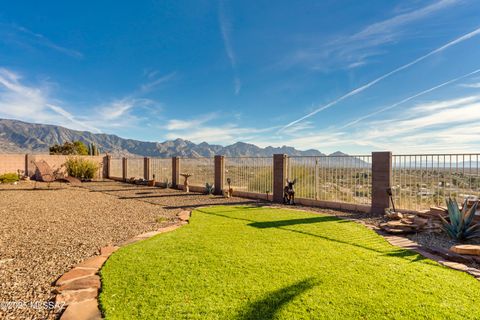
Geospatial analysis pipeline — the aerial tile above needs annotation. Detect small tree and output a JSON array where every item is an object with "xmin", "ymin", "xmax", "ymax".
[{"xmin": 49, "ymin": 141, "xmax": 89, "ymax": 155}]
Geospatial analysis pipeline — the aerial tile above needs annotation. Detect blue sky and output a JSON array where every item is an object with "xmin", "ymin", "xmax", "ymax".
[{"xmin": 1, "ymin": 0, "xmax": 480, "ymax": 153}]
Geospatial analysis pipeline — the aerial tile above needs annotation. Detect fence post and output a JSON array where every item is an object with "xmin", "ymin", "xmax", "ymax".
[
  {"xmin": 144, "ymin": 157, "xmax": 150, "ymax": 180},
  {"xmin": 273, "ymin": 154, "xmax": 288, "ymax": 203},
  {"xmin": 172, "ymin": 156, "xmax": 180, "ymax": 189},
  {"xmin": 25, "ymin": 154, "xmax": 30, "ymax": 178},
  {"xmin": 106, "ymin": 155, "xmax": 111, "ymax": 179},
  {"xmin": 214, "ymin": 155, "xmax": 225, "ymax": 195},
  {"xmin": 371, "ymin": 151, "xmax": 392, "ymax": 214},
  {"xmin": 122, "ymin": 157, "xmax": 128, "ymax": 181}
]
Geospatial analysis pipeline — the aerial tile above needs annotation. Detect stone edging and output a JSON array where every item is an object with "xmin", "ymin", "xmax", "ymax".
[
  {"xmin": 362, "ymin": 223, "xmax": 480, "ymax": 281},
  {"xmin": 54, "ymin": 210, "xmax": 192, "ymax": 320}
]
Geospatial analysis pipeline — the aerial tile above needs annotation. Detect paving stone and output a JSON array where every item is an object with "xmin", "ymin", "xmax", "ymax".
[
  {"xmin": 75, "ymin": 256, "xmax": 108, "ymax": 269},
  {"xmin": 60, "ymin": 299, "xmax": 102, "ymax": 320},
  {"xmin": 466, "ymin": 268, "xmax": 480, "ymax": 277},
  {"xmin": 58, "ymin": 275, "xmax": 101, "ymax": 292},
  {"xmin": 440, "ymin": 261, "xmax": 469, "ymax": 271},
  {"xmin": 135, "ymin": 230, "xmax": 161, "ymax": 239},
  {"xmin": 56, "ymin": 268, "xmax": 97, "ymax": 286},
  {"xmin": 413, "ymin": 216, "xmax": 428, "ymax": 228},
  {"xmin": 56, "ymin": 288, "xmax": 98, "ymax": 305},
  {"xmin": 177, "ymin": 210, "xmax": 191, "ymax": 221},
  {"xmin": 450, "ymin": 244, "xmax": 480, "ymax": 256},
  {"xmin": 100, "ymin": 245, "xmax": 120, "ymax": 257},
  {"xmin": 385, "ymin": 211, "xmax": 403, "ymax": 220}
]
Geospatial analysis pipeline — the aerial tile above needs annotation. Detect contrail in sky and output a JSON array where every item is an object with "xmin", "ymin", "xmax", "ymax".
[
  {"xmin": 219, "ymin": 0, "xmax": 241, "ymax": 95},
  {"xmin": 340, "ymin": 68, "xmax": 480, "ymax": 129},
  {"xmin": 281, "ymin": 26, "xmax": 480, "ymax": 130}
]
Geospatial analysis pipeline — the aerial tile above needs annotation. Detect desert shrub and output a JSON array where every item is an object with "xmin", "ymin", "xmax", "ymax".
[
  {"xmin": 0, "ymin": 172, "xmax": 20, "ymax": 183},
  {"xmin": 65, "ymin": 157, "xmax": 99, "ymax": 180}
]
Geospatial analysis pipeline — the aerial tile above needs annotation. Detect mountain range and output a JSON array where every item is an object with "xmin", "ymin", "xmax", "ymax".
[{"xmin": 0, "ymin": 118, "xmax": 343, "ymax": 157}]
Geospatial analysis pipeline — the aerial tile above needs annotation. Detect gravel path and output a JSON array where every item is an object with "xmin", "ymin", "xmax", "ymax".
[{"xmin": 0, "ymin": 180, "xmax": 260, "ymax": 319}]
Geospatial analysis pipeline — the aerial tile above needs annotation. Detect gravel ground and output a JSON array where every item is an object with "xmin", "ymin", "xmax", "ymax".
[{"xmin": 0, "ymin": 180, "xmax": 259, "ymax": 319}]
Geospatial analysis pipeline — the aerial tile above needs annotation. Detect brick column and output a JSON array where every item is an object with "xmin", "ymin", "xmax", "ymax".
[
  {"xmin": 172, "ymin": 157, "xmax": 180, "ymax": 189},
  {"xmin": 273, "ymin": 154, "xmax": 287, "ymax": 203},
  {"xmin": 122, "ymin": 157, "xmax": 128, "ymax": 181},
  {"xmin": 106, "ymin": 155, "xmax": 111, "ymax": 179},
  {"xmin": 25, "ymin": 154, "xmax": 30, "ymax": 178},
  {"xmin": 371, "ymin": 151, "xmax": 392, "ymax": 214},
  {"xmin": 144, "ymin": 157, "xmax": 150, "ymax": 180},
  {"xmin": 214, "ymin": 155, "xmax": 225, "ymax": 195}
]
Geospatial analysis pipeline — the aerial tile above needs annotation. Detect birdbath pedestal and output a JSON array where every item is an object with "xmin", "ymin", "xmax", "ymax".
[{"xmin": 180, "ymin": 173, "xmax": 193, "ymax": 193}]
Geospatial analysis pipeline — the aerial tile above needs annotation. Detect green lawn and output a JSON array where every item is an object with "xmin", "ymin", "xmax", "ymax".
[{"xmin": 100, "ymin": 206, "xmax": 480, "ymax": 319}]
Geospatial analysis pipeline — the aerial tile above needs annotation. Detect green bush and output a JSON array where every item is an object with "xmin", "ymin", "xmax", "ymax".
[
  {"xmin": 0, "ymin": 172, "xmax": 20, "ymax": 183},
  {"xmin": 65, "ymin": 157, "xmax": 99, "ymax": 180}
]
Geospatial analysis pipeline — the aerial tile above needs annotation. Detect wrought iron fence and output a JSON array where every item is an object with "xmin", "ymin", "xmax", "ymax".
[
  {"xmin": 287, "ymin": 155, "xmax": 372, "ymax": 205},
  {"xmin": 126, "ymin": 158, "xmax": 144, "ymax": 179},
  {"xmin": 180, "ymin": 157, "xmax": 214, "ymax": 186},
  {"xmin": 109, "ymin": 158, "xmax": 123, "ymax": 178},
  {"xmin": 224, "ymin": 157, "xmax": 273, "ymax": 194},
  {"xmin": 149, "ymin": 158, "xmax": 171, "ymax": 184},
  {"xmin": 392, "ymin": 154, "xmax": 480, "ymax": 211}
]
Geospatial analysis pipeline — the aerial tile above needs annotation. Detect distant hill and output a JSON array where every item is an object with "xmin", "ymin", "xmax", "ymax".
[{"xmin": 0, "ymin": 118, "xmax": 334, "ymax": 157}]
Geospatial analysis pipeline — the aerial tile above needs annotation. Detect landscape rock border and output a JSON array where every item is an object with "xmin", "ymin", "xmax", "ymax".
[
  {"xmin": 54, "ymin": 210, "xmax": 191, "ymax": 320},
  {"xmin": 366, "ymin": 224, "xmax": 480, "ymax": 281}
]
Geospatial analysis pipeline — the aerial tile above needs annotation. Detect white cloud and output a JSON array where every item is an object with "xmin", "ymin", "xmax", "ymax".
[
  {"xmin": 166, "ymin": 114, "xmax": 218, "ymax": 131},
  {"xmin": 219, "ymin": 0, "xmax": 241, "ymax": 95},
  {"xmin": 281, "ymin": 27, "xmax": 480, "ymax": 130},
  {"xmin": 347, "ymin": 0, "xmax": 458, "ymax": 43},
  {"xmin": 1, "ymin": 24, "xmax": 83, "ymax": 58},
  {"xmin": 341, "ymin": 69, "xmax": 480, "ymax": 129},
  {"xmin": 0, "ymin": 67, "xmax": 163, "ymax": 132},
  {"xmin": 460, "ymin": 82, "xmax": 480, "ymax": 88},
  {"xmin": 284, "ymin": 0, "xmax": 459, "ymax": 71},
  {"xmin": 165, "ymin": 113, "xmax": 279, "ymax": 145},
  {"xmin": 140, "ymin": 72, "xmax": 176, "ymax": 93},
  {"xmin": 0, "ymin": 68, "xmax": 95, "ymax": 131}
]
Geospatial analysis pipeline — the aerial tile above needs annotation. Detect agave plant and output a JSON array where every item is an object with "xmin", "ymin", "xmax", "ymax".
[
  {"xmin": 205, "ymin": 182, "xmax": 215, "ymax": 195},
  {"xmin": 440, "ymin": 198, "xmax": 480, "ymax": 241}
]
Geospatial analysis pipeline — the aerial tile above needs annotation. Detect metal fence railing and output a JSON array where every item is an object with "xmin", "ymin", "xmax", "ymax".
[
  {"xmin": 126, "ymin": 158, "xmax": 144, "ymax": 179},
  {"xmin": 287, "ymin": 155, "xmax": 372, "ymax": 205},
  {"xmin": 109, "ymin": 158, "xmax": 123, "ymax": 178},
  {"xmin": 106, "ymin": 153, "xmax": 480, "ymax": 212},
  {"xmin": 224, "ymin": 157, "xmax": 273, "ymax": 194},
  {"xmin": 392, "ymin": 154, "xmax": 480, "ymax": 211},
  {"xmin": 180, "ymin": 157, "xmax": 214, "ymax": 187},
  {"xmin": 150, "ymin": 158, "xmax": 171, "ymax": 183}
]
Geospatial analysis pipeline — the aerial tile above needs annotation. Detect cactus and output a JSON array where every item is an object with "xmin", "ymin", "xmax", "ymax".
[
  {"xmin": 440, "ymin": 198, "xmax": 480, "ymax": 240},
  {"xmin": 88, "ymin": 143, "xmax": 100, "ymax": 156}
]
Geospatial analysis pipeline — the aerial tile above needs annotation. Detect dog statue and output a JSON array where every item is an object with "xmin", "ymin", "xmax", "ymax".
[{"xmin": 283, "ymin": 178, "xmax": 296, "ymax": 205}]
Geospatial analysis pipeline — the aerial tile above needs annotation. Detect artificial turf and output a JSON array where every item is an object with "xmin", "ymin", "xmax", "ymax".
[{"xmin": 100, "ymin": 206, "xmax": 480, "ymax": 319}]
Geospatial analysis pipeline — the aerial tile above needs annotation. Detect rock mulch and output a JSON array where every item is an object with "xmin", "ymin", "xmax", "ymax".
[
  {"xmin": 56, "ymin": 211, "xmax": 191, "ymax": 320},
  {"xmin": 0, "ymin": 181, "xmax": 176, "ymax": 319}
]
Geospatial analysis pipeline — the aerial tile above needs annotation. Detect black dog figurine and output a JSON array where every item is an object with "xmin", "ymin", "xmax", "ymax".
[{"xmin": 283, "ymin": 179, "xmax": 296, "ymax": 205}]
